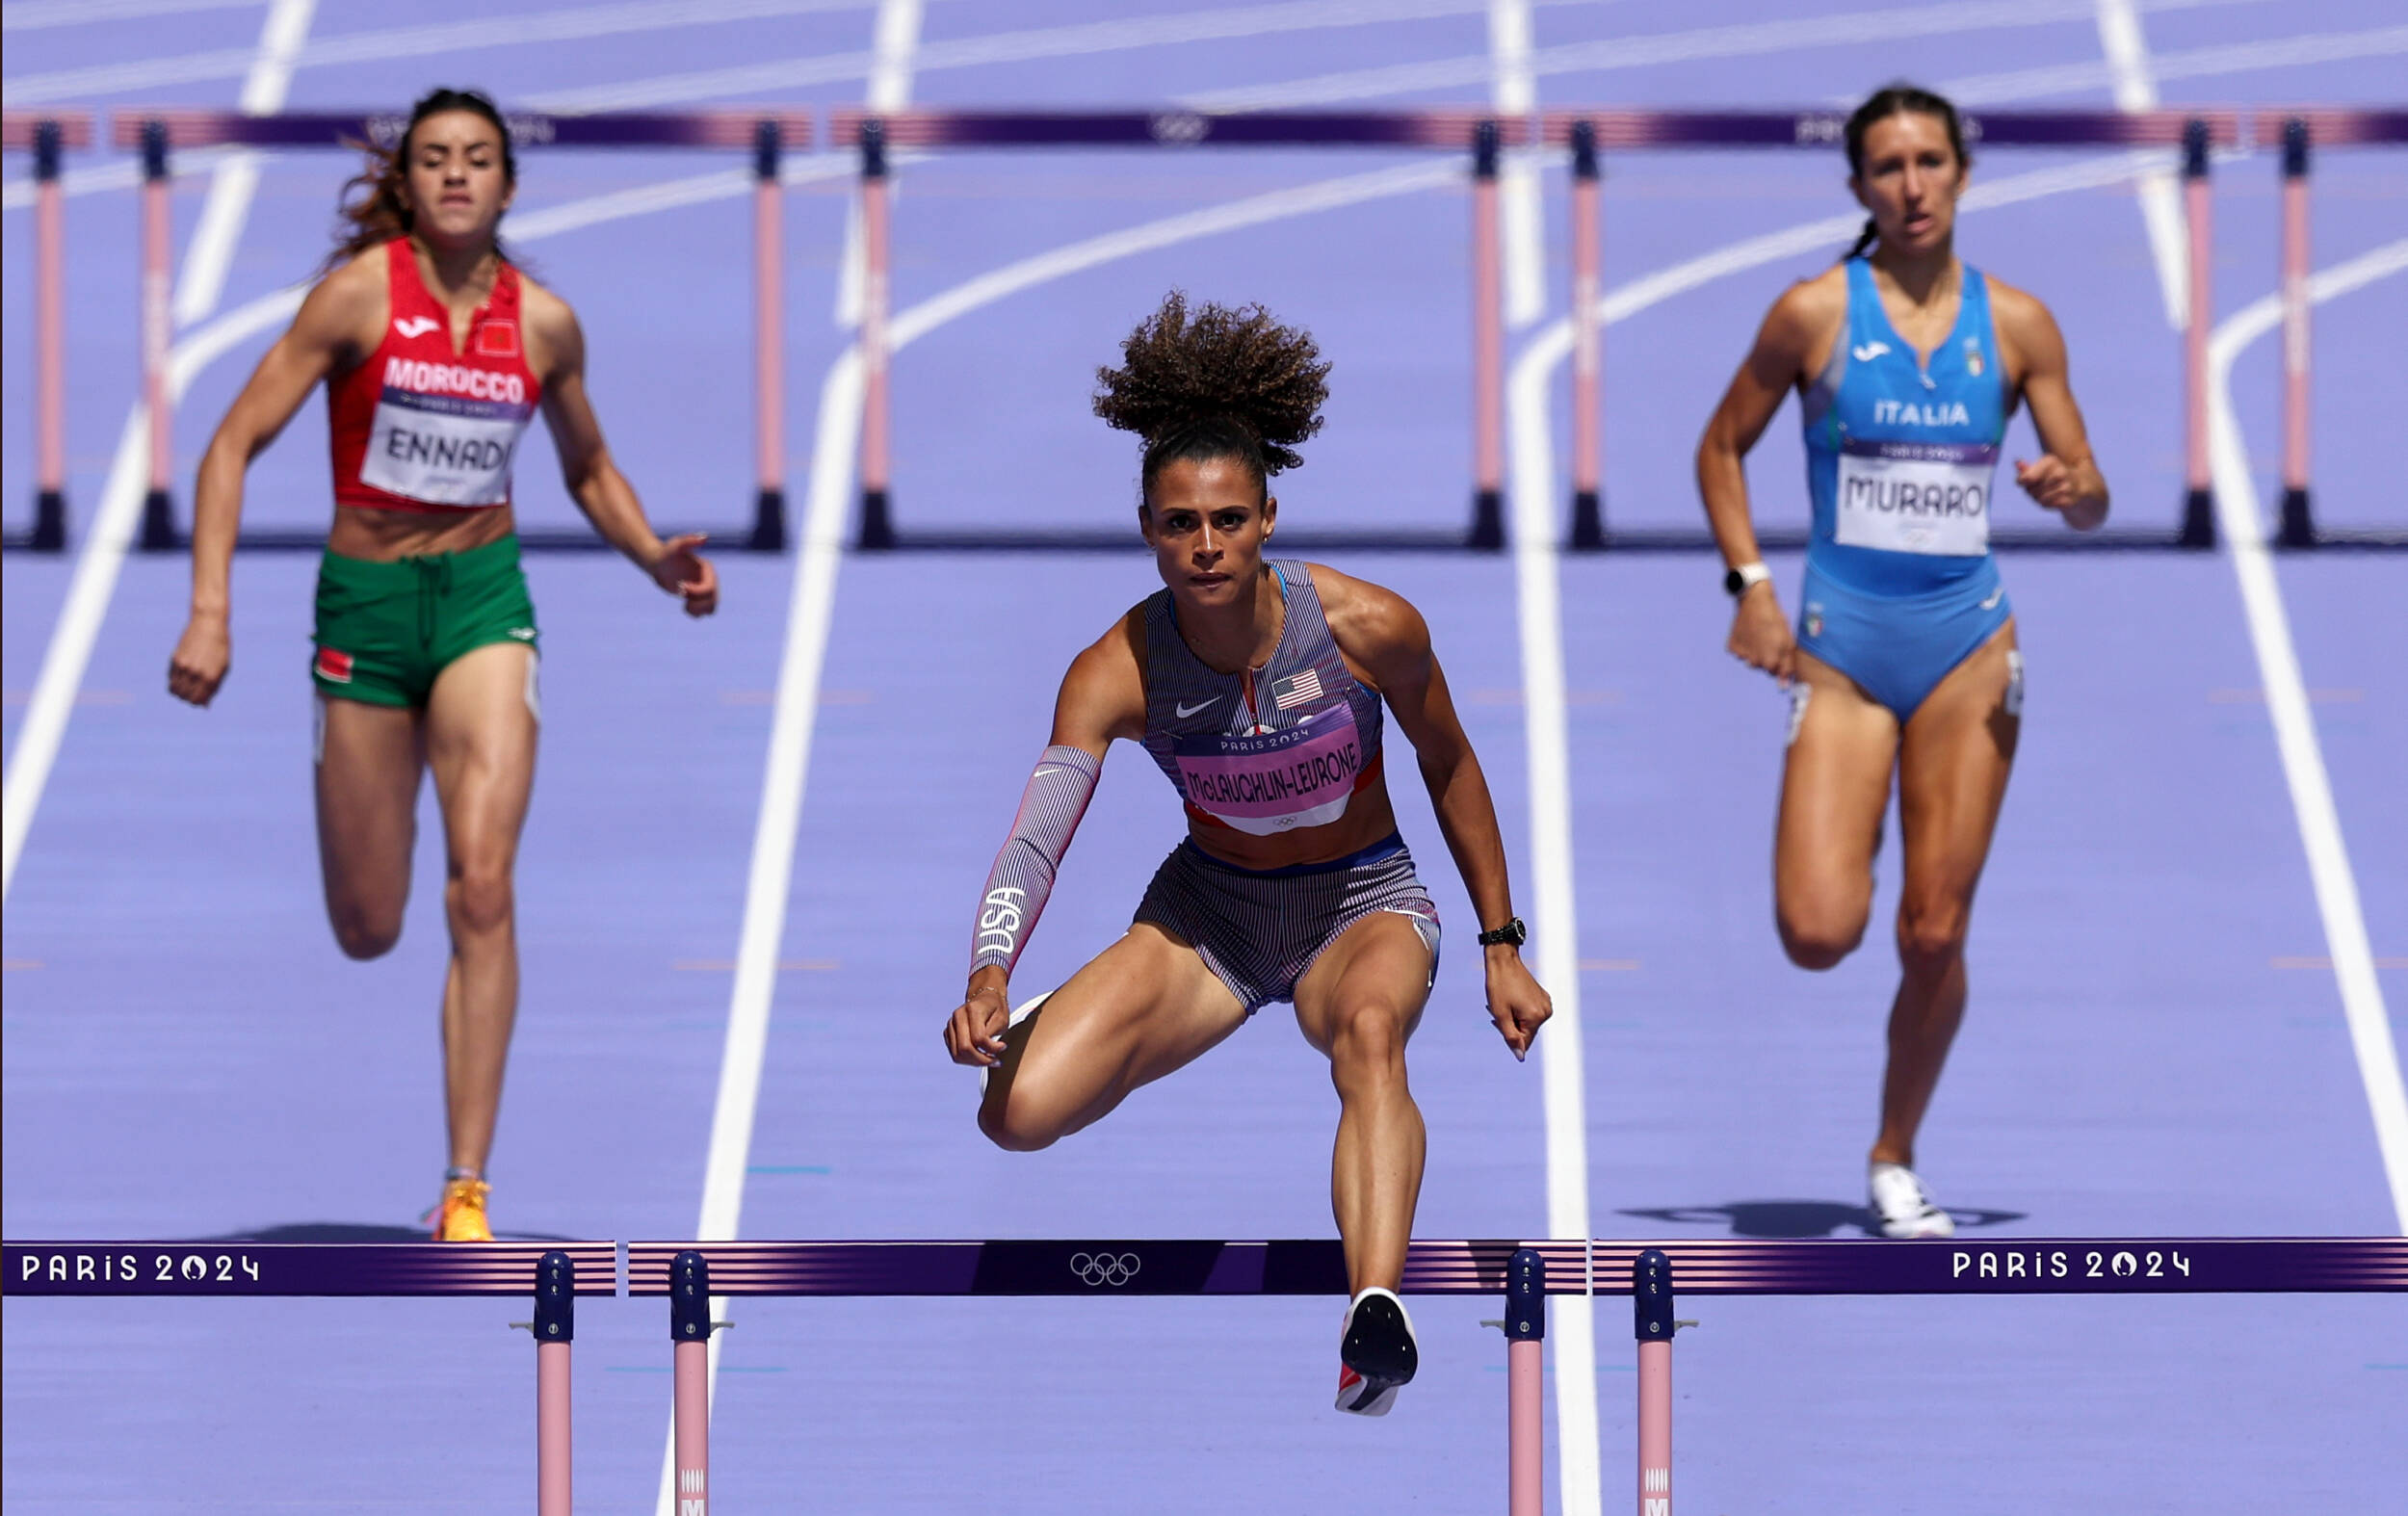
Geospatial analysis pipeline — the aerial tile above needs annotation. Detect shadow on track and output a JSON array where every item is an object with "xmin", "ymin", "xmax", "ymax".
[
  {"xmin": 206, "ymin": 1222, "xmax": 583, "ymax": 1242},
  {"xmin": 1618, "ymin": 1201, "xmax": 2028, "ymax": 1239}
]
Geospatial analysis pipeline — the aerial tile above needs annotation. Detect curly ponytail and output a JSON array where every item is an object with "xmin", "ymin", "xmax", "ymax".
[{"xmin": 1092, "ymin": 292, "xmax": 1331, "ymax": 507}]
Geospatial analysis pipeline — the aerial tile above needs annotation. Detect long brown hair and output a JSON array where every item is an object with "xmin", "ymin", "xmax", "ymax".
[
  {"xmin": 326, "ymin": 88, "xmax": 516, "ymax": 273},
  {"xmin": 1839, "ymin": 85, "xmax": 1971, "ymax": 262}
]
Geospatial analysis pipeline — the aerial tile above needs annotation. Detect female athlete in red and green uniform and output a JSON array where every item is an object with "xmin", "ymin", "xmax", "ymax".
[{"xmin": 167, "ymin": 89, "xmax": 717, "ymax": 1240}]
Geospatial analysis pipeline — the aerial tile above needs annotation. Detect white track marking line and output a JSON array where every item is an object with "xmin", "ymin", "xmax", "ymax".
[
  {"xmin": 0, "ymin": 0, "xmax": 878, "ymax": 103},
  {"xmin": 833, "ymin": 0, "xmax": 920, "ymax": 328},
  {"xmin": 2101, "ymin": 1, "xmax": 2405, "ymax": 1237},
  {"xmin": 1490, "ymin": 0, "xmax": 1543, "ymax": 328},
  {"xmin": 0, "ymin": 2, "xmax": 317, "ymax": 902},
  {"xmin": 1949, "ymin": 23, "xmax": 2408, "ymax": 106},
  {"xmin": 171, "ymin": 0, "xmax": 312, "ymax": 327},
  {"xmin": 1185, "ymin": 0, "xmax": 2264, "ymax": 112},
  {"xmin": 653, "ymin": 5, "xmax": 922, "ymax": 1501},
  {"xmin": 3, "ymin": 0, "xmax": 259, "ymax": 30},
  {"xmin": 2096, "ymin": 0, "xmax": 2191, "ymax": 330},
  {"xmin": 2207, "ymin": 248, "xmax": 2408, "ymax": 1233}
]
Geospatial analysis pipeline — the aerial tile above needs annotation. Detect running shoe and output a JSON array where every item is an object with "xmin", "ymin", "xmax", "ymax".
[
  {"xmin": 427, "ymin": 1177, "xmax": 493, "ymax": 1242},
  {"xmin": 1335, "ymin": 1286, "xmax": 1419, "ymax": 1416},
  {"xmin": 980, "ymin": 992, "xmax": 1051, "ymax": 1096},
  {"xmin": 1868, "ymin": 1162, "xmax": 1953, "ymax": 1240}
]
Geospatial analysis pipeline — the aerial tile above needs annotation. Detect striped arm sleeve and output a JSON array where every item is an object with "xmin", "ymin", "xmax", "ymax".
[{"xmin": 970, "ymin": 745, "xmax": 1103, "ymax": 976}]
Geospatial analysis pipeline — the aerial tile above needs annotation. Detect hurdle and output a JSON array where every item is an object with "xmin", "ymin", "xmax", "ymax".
[
  {"xmin": 1, "ymin": 109, "xmax": 95, "ymax": 553},
  {"xmin": 1539, "ymin": 108, "xmax": 2243, "ymax": 550},
  {"xmin": 103, "ymin": 108, "xmax": 811, "ymax": 553},
  {"xmin": 826, "ymin": 109, "xmax": 1530, "ymax": 553},
  {"xmin": 2, "ymin": 1240, "xmax": 614, "ymax": 1514},
  {"xmin": 2255, "ymin": 109, "xmax": 2408, "ymax": 548}
]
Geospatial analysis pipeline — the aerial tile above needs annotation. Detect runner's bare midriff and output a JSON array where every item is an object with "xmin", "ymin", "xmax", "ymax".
[{"xmin": 327, "ymin": 502, "xmax": 518, "ymax": 562}]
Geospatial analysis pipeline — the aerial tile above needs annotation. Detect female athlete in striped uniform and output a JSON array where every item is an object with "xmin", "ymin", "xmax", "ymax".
[
  {"xmin": 1696, "ymin": 87, "xmax": 2107, "ymax": 1238},
  {"xmin": 167, "ymin": 90, "xmax": 717, "ymax": 1241},
  {"xmin": 941, "ymin": 294, "xmax": 1553, "ymax": 1414}
]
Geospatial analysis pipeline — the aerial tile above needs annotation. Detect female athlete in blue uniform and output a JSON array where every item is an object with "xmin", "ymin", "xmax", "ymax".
[{"xmin": 1695, "ymin": 87, "xmax": 2108, "ymax": 1238}]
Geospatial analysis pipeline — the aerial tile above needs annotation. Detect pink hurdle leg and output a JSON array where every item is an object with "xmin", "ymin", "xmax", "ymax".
[
  {"xmin": 2178, "ymin": 118, "xmax": 2215, "ymax": 548},
  {"xmin": 1469, "ymin": 119, "xmax": 1505, "ymax": 549},
  {"xmin": 671, "ymin": 1250, "xmax": 714, "ymax": 1513},
  {"xmin": 1505, "ymin": 1247, "xmax": 1545, "ymax": 1515},
  {"xmin": 750, "ymin": 118, "xmax": 787, "ymax": 551},
  {"xmin": 2277, "ymin": 116, "xmax": 2314, "ymax": 547},
  {"xmin": 1633, "ymin": 1249, "xmax": 1676, "ymax": 1516},
  {"xmin": 139, "ymin": 118, "xmax": 175, "ymax": 551},
  {"xmin": 1569, "ymin": 119, "xmax": 1605, "ymax": 550},
  {"xmin": 856, "ymin": 118, "xmax": 895, "ymax": 549},
  {"xmin": 533, "ymin": 1250, "xmax": 575, "ymax": 1516},
  {"xmin": 33, "ymin": 118, "xmax": 68, "ymax": 550}
]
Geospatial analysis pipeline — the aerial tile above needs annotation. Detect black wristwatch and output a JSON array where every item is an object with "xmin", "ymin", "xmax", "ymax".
[{"xmin": 1477, "ymin": 917, "xmax": 1528, "ymax": 948}]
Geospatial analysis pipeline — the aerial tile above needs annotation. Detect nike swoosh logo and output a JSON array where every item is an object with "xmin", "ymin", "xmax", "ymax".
[
  {"xmin": 1851, "ymin": 341, "xmax": 1890, "ymax": 362},
  {"xmin": 1978, "ymin": 588, "xmax": 2003, "ymax": 611},
  {"xmin": 507, "ymin": 627, "xmax": 537, "ymax": 640},
  {"xmin": 1033, "ymin": 767, "xmax": 1065, "ymax": 777},
  {"xmin": 1174, "ymin": 698, "xmax": 1221, "ymax": 719},
  {"xmin": 394, "ymin": 317, "xmax": 441, "ymax": 339}
]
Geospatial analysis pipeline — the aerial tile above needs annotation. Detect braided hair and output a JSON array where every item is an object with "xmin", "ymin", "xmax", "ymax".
[
  {"xmin": 1092, "ymin": 292, "xmax": 1330, "ymax": 509},
  {"xmin": 1840, "ymin": 85, "xmax": 1970, "ymax": 261},
  {"xmin": 327, "ymin": 88, "xmax": 517, "ymax": 273}
]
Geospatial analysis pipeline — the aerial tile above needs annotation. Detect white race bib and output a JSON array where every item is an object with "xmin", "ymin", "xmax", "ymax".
[
  {"xmin": 1834, "ymin": 438, "xmax": 1996, "ymax": 556},
  {"xmin": 358, "ymin": 388, "xmax": 532, "ymax": 507}
]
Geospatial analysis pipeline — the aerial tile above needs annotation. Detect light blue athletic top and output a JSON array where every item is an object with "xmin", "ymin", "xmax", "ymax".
[{"xmin": 1802, "ymin": 258, "xmax": 2005, "ymax": 596}]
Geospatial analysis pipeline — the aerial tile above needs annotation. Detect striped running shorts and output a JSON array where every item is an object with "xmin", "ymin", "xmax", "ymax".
[{"xmin": 1134, "ymin": 833, "xmax": 1441, "ymax": 1015}]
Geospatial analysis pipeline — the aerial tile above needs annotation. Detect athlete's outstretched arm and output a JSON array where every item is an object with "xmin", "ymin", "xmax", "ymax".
[
  {"xmin": 524, "ymin": 285, "xmax": 718, "ymax": 615},
  {"xmin": 1322, "ymin": 570, "xmax": 1552, "ymax": 1059},
  {"xmin": 1993, "ymin": 283, "xmax": 2108, "ymax": 531},
  {"xmin": 942, "ymin": 614, "xmax": 1147, "ymax": 1067},
  {"xmin": 1696, "ymin": 279, "xmax": 1837, "ymax": 686},
  {"xmin": 169, "ymin": 258, "xmax": 381, "ymax": 707}
]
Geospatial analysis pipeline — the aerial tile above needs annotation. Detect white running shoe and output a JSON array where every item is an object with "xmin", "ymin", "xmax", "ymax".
[
  {"xmin": 1334, "ymin": 1286, "xmax": 1419, "ymax": 1416},
  {"xmin": 1868, "ymin": 1162, "xmax": 1955, "ymax": 1240},
  {"xmin": 979, "ymin": 992, "xmax": 1050, "ymax": 1096}
]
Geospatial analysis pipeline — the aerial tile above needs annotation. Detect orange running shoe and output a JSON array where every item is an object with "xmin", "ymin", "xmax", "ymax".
[{"xmin": 429, "ymin": 1177, "xmax": 493, "ymax": 1242}]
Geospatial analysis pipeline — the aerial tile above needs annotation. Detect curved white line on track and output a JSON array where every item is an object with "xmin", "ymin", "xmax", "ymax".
[
  {"xmin": 2206, "ymin": 247, "xmax": 2408, "ymax": 1234},
  {"xmin": 1949, "ymin": 23, "xmax": 2408, "ymax": 106},
  {"xmin": 3, "ymin": 0, "xmax": 259, "ymax": 29},
  {"xmin": 1, "ymin": 0, "xmax": 315, "ymax": 900}
]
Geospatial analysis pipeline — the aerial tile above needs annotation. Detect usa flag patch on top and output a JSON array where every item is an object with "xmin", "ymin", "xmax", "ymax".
[{"xmin": 1269, "ymin": 667, "xmax": 1322, "ymax": 711}]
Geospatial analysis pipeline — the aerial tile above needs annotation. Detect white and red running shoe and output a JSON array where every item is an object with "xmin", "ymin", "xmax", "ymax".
[
  {"xmin": 1335, "ymin": 1286, "xmax": 1419, "ymax": 1416},
  {"xmin": 1868, "ymin": 1162, "xmax": 1955, "ymax": 1240}
]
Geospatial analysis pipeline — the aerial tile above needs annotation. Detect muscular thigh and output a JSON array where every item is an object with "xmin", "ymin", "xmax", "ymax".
[
  {"xmin": 315, "ymin": 694, "xmax": 425, "ymax": 920},
  {"xmin": 424, "ymin": 643, "xmax": 538, "ymax": 870},
  {"xmin": 1897, "ymin": 622, "xmax": 2019, "ymax": 904},
  {"xmin": 1293, "ymin": 911, "xmax": 1435, "ymax": 1056},
  {"xmin": 999, "ymin": 922, "xmax": 1248, "ymax": 1118},
  {"xmin": 1776, "ymin": 654, "xmax": 1900, "ymax": 924}
]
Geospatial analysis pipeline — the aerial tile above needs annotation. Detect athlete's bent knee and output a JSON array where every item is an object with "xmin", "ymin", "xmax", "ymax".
[
  {"xmin": 1778, "ymin": 908, "xmax": 1865, "ymax": 972},
  {"xmin": 1327, "ymin": 999, "xmax": 1410, "ymax": 1084},
  {"xmin": 978, "ymin": 1092, "xmax": 1063, "ymax": 1153},
  {"xmin": 328, "ymin": 905, "xmax": 402, "ymax": 961},
  {"xmin": 446, "ymin": 867, "xmax": 514, "ymax": 938}
]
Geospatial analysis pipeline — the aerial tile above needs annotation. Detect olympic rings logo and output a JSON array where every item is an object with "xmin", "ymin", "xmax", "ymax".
[
  {"xmin": 1069, "ymin": 1251, "xmax": 1141, "ymax": 1288},
  {"xmin": 1149, "ymin": 113, "xmax": 1209, "ymax": 145}
]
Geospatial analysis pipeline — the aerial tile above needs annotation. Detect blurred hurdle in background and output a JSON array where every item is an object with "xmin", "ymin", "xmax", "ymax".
[
  {"xmin": 1538, "ymin": 108, "xmax": 2245, "ymax": 551},
  {"xmin": 89, "ymin": 107, "xmax": 811, "ymax": 555},
  {"xmin": 827, "ymin": 108, "xmax": 1529, "ymax": 553},
  {"xmin": 0, "ymin": 108, "xmax": 95, "ymax": 554},
  {"xmin": 2258, "ymin": 109, "xmax": 2408, "ymax": 547},
  {"xmin": 9, "ymin": 1234, "xmax": 2404, "ymax": 1512}
]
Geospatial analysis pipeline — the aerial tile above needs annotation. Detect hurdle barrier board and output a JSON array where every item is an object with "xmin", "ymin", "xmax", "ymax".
[
  {"xmin": 1537, "ymin": 108, "xmax": 2246, "ymax": 551},
  {"xmin": 8, "ymin": 1236, "xmax": 2402, "ymax": 1514},
  {"xmin": 826, "ymin": 108, "xmax": 1531, "ymax": 553},
  {"xmin": 2, "ymin": 110, "xmax": 96, "ymax": 554},
  {"xmin": 95, "ymin": 109, "xmax": 811, "ymax": 555}
]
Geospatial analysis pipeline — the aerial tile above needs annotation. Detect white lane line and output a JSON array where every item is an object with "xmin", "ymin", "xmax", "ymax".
[
  {"xmin": 1184, "ymin": 0, "xmax": 2264, "ymax": 112},
  {"xmin": 832, "ymin": 0, "xmax": 921, "ymax": 327},
  {"xmin": 171, "ymin": 0, "xmax": 313, "ymax": 327},
  {"xmin": 1950, "ymin": 23, "xmax": 2408, "ymax": 106},
  {"xmin": 3, "ymin": 0, "xmax": 258, "ymax": 29},
  {"xmin": 2095, "ymin": 0, "xmax": 2192, "ymax": 331},
  {"xmin": 0, "ymin": 0, "xmax": 317, "ymax": 901},
  {"xmin": 1489, "ymin": 0, "xmax": 1543, "ymax": 328},
  {"xmin": 2103, "ymin": 0, "xmax": 2404, "ymax": 1236},
  {"xmin": 2206, "ymin": 244, "xmax": 2408, "ymax": 1233},
  {"xmin": 525, "ymin": 0, "xmax": 1551, "ymax": 114},
  {"xmin": 0, "ymin": 0, "xmax": 877, "ymax": 103}
]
